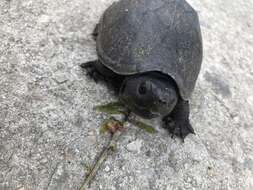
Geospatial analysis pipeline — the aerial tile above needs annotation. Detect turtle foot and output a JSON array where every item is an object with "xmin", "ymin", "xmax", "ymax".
[
  {"xmin": 163, "ymin": 99, "xmax": 195, "ymax": 141},
  {"xmin": 163, "ymin": 117, "xmax": 195, "ymax": 141},
  {"xmin": 80, "ymin": 61, "xmax": 105, "ymax": 82}
]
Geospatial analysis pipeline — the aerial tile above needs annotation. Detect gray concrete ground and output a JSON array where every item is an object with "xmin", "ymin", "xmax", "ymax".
[{"xmin": 0, "ymin": 0, "xmax": 253, "ymax": 189}]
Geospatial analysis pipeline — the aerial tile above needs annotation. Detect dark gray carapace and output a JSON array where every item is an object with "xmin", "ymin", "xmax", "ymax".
[{"xmin": 96, "ymin": 0, "xmax": 203, "ymax": 100}]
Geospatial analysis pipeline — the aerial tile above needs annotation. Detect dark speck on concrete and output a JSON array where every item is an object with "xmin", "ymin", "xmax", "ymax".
[
  {"xmin": 243, "ymin": 158, "xmax": 253, "ymax": 171},
  {"xmin": 204, "ymin": 71, "xmax": 232, "ymax": 98}
]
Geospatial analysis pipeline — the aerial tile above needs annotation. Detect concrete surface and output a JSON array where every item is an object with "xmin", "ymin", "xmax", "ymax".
[{"xmin": 0, "ymin": 0, "xmax": 253, "ymax": 189}]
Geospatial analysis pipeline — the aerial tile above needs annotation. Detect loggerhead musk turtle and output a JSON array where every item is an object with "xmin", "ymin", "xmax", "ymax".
[{"xmin": 81, "ymin": 0, "xmax": 203, "ymax": 140}]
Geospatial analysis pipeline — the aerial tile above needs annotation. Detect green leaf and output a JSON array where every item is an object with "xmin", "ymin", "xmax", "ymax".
[
  {"xmin": 131, "ymin": 120, "xmax": 157, "ymax": 134},
  {"xmin": 99, "ymin": 118, "xmax": 114, "ymax": 134},
  {"xmin": 94, "ymin": 102, "xmax": 126, "ymax": 115},
  {"xmin": 99, "ymin": 122, "xmax": 109, "ymax": 134},
  {"xmin": 99, "ymin": 117, "xmax": 123, "ymax": 134}
]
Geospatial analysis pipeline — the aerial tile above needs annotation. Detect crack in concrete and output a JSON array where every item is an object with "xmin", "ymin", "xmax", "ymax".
[{"xmin": 46, "ymin": 162, "xmax": 60, "ymax": 190}]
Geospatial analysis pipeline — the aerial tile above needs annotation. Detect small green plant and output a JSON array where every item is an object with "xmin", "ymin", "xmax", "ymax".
[
  {"xmin": 80, "ymin": 101, "xmax": 156, "ymax": 190},
  {"xmin": 95, "ymin": 101, "xmax": 157, "ymax": 134}
]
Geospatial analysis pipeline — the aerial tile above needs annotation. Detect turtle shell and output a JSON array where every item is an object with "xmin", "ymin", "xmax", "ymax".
[{"xmin": 96, "ymin": 0, "xmax": 203, "ymax": 100}]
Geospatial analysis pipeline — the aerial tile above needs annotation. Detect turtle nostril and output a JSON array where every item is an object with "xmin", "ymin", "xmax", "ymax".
[{"xmin": 158, "ymin": 99, "xmax": 166, "ymax": 105}]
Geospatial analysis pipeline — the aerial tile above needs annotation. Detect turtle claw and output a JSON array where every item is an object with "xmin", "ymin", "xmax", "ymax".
[{"xmin": 80, "ymin": 61, "xmax": 105, "ymax": 82}]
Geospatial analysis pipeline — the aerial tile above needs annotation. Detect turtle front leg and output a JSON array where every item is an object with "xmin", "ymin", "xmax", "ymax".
[
  {"xmin": 80, "ymin": 60, "xmax": 105, "ymax": 82},
  {"xmin": 163, "ymin": 99, "xmax": 195, "ymax": 141}
]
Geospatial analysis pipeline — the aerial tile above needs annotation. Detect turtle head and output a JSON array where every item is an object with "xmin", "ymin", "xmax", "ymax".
[{"xmin": 119, "ymin": 73, "xmax": 178, "ymax": 119}]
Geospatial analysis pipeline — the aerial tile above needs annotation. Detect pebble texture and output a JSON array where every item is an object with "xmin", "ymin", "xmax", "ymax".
[{"xmin": 0, "ymin": 0, "xmax": 253, "ymax": 190}]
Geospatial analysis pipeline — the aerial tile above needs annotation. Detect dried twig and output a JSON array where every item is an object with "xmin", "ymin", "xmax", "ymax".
[
  {"xmin": 79, "ymin": 113, "xmax": 130, "ymax": 190},
  {"xmin": 79, "ymin": 130, "xmax": 123, "ymax": 190}
]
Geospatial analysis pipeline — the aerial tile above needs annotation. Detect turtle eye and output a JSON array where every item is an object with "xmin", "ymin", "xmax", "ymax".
[{"xmin": 138, "ymin": 82, "xmax": 147, "ymax": 95}]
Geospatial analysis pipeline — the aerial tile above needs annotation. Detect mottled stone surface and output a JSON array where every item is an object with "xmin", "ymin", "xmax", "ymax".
[{"xmin": 0, "ymin": 0, "xmax": 252, "ymax": 190}]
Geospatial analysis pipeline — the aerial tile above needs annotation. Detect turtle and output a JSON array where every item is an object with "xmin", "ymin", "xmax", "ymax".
[{"xmin": 81, "ymin": 0, "xmax": 203, "ymax": 140}]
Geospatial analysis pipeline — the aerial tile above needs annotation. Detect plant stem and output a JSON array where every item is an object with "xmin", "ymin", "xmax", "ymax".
[{"xmin": 79, "ymin": 119, "xmax": 127, "ymax": 190}]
